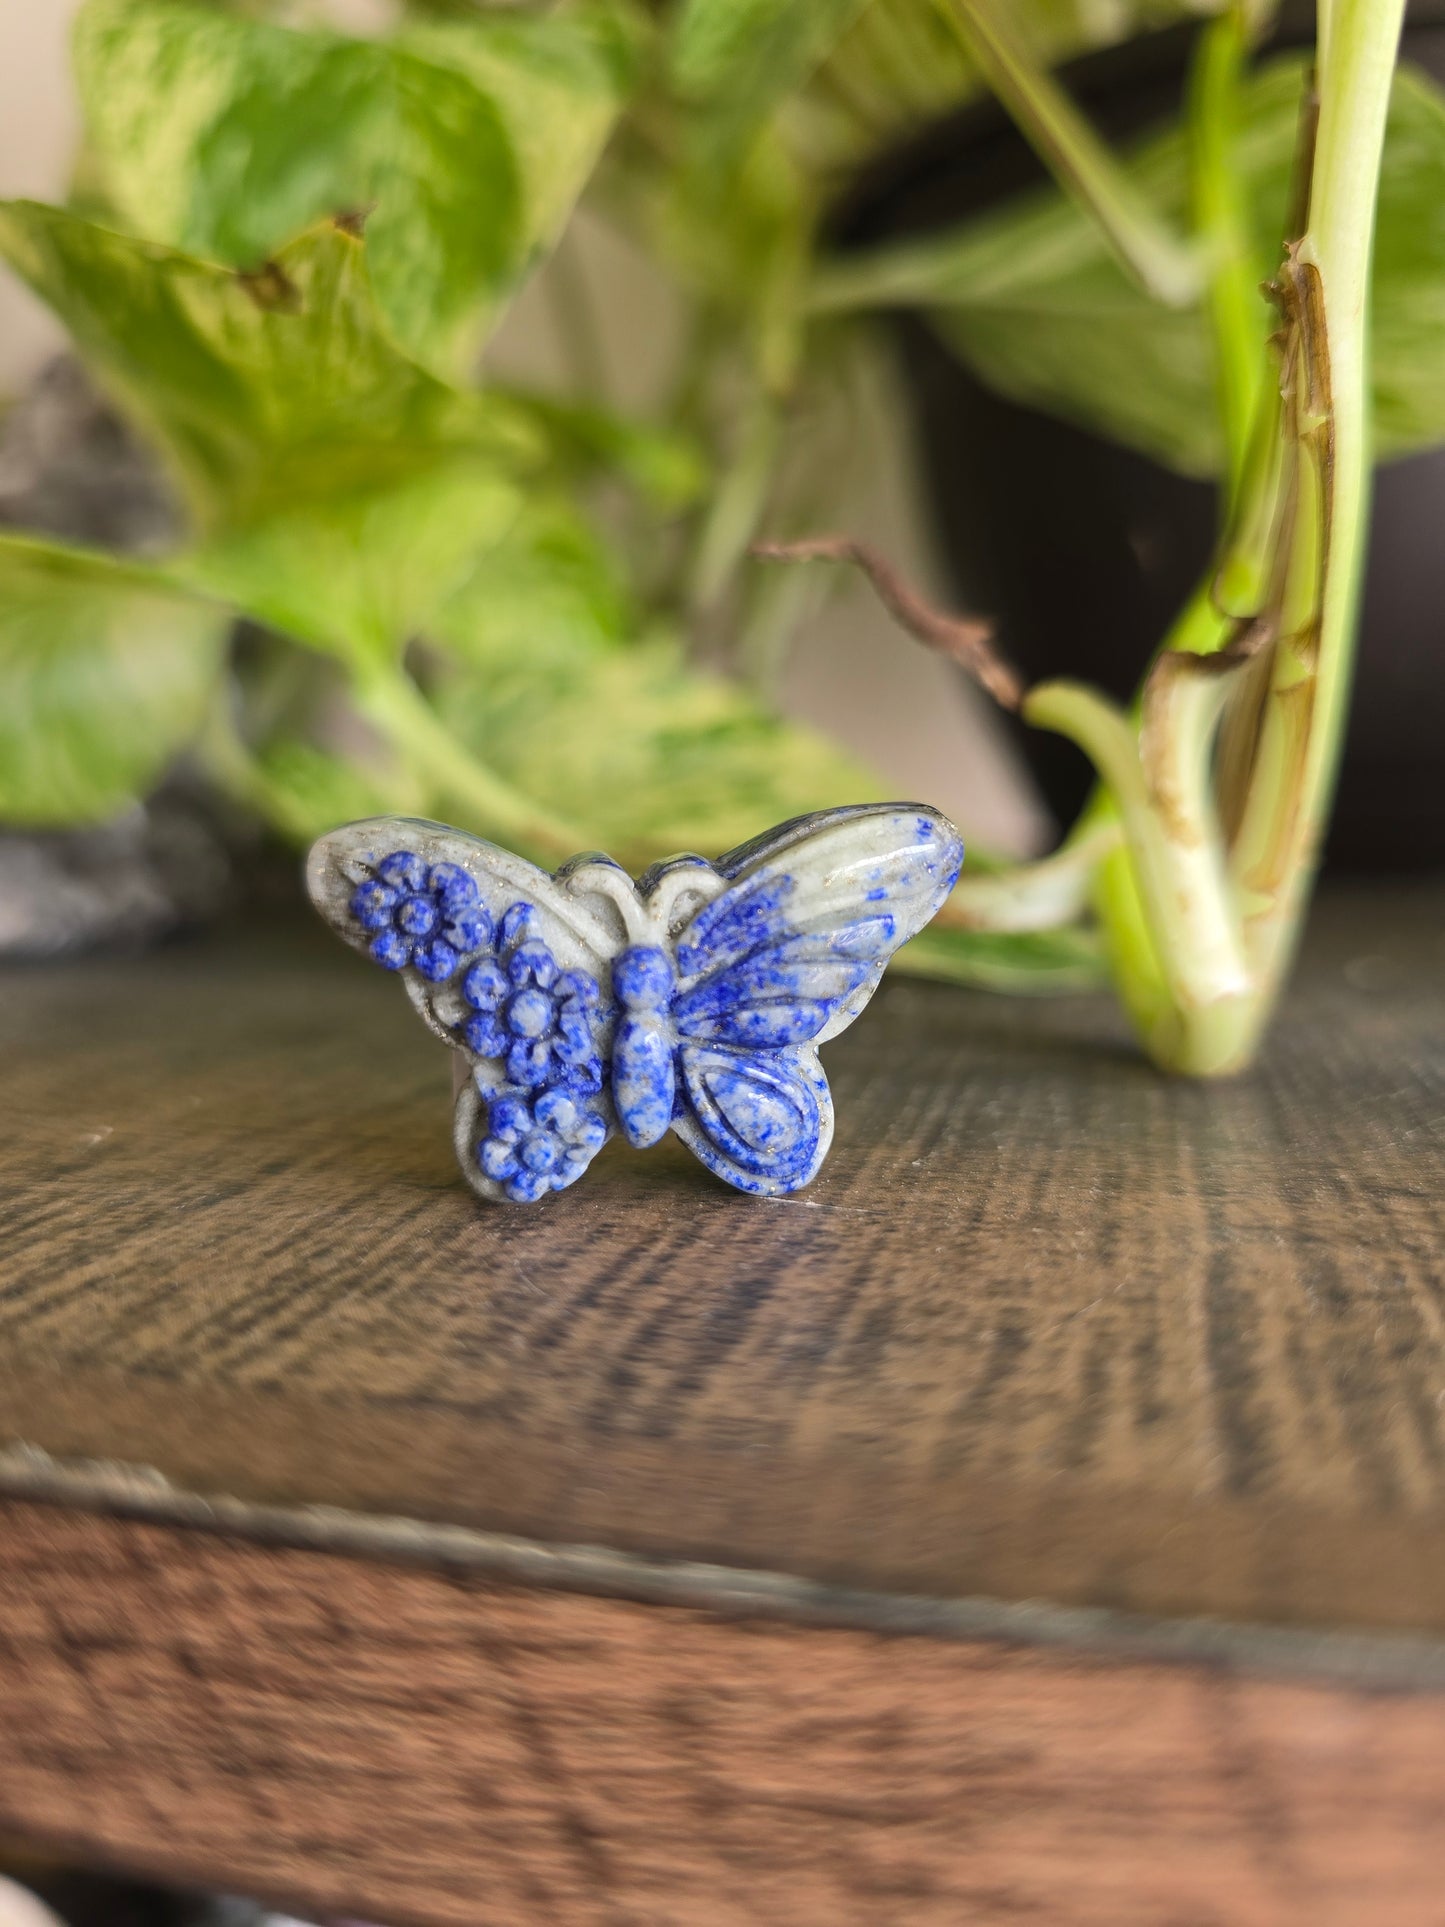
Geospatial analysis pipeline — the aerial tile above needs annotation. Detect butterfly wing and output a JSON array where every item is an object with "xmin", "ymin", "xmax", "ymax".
[
  {"xmin": 663, "ymin": 803, "xmax": 962, "ymax": 1195},
  {"xmin": 672, "ymin": 1043, "xmax": 833, "ymax": 1196},
  {"xmin": 670, "ymin": 803, "xmax": 964, "ymax": 1050},
  {"xmin": 307, "ymin": 818, "xmax": 625, "ymax": 1203}
]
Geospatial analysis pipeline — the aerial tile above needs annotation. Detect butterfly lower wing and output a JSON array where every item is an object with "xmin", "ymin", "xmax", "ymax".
[
  {"xmin": 673, "ymin": 1042, "xmax": 833, "ymax": 1196},
  {"xmin": 307, "ymin": 817, "xmax": 622, "ymax": 1203},
  {"xmin": 671, "ymin": 803, "xmax": 963, "ymax": 1050}
]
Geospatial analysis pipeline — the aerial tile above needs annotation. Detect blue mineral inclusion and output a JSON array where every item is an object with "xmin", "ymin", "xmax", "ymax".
[
  {"xmin": 350, "ymin": 850, "xmax": 608, "ymax": 1196},
  {"xmin": 680, "ymin": 1045, "xmax": 822, "ymax": 1189}
]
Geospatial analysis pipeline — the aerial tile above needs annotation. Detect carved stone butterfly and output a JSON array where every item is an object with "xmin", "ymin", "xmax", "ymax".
[{"xmin": 307, "ymin": 804, "xmax": 963, "ymax": 1203}]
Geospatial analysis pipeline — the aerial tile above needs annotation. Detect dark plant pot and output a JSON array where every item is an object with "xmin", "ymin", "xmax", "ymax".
[{"xmin": 838, "ymin": 12, "xmax": 1445, "ymax": 871}]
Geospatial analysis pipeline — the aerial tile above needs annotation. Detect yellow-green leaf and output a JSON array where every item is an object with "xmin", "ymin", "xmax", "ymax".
[
  {"xmin": 0, "ymin": 533, "xmax": 227, "ymax": 825},
  {"xmin": 431, "ymin": 554, "xmax": 878, "ymax": 859},
  {"xmin": 0, "ymin": 207, "xmax": 526, "ymax": 530},
  {"xmin": 184, "ymin": 461, "xmax": 525, "ymax": 669},
  {"xmin": 74, "ymin": 0, "xmax": 633, "ymax": 378}
]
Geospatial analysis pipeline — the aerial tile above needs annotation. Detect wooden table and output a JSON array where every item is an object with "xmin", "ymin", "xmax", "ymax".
[{"xmin": 0, "ymin": 884, "xmax": 1441, "ymax": 1925}]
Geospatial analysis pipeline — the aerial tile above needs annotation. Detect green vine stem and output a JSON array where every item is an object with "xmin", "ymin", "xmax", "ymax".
[
  {"xmin": 1048, "ymin": 0, "xmax": 1403, "ymax": 1073},
  {"xmin": 1189, "ymin": 3, "xmax": 1267, "ymax": 492},
  {"xmin": 350, "ymin": 666, "xmax": 586, "ymax": 862},
  {"xmin": 1233, "ymin": 0, "xmax": 1405, "ymax": 994},
  {"xmin": 935, "ymin": 0, "xmax": 1200, "ymax": 307},
  {"xmin": 203, "ymin": 667, "xmax": 586, "ymax": 864},
  {"xmin": 933, "ymin": 816, "xmax": 1121, "ymax": 934},
  {"xmin": 772, "ymin": 0, "xmax": 1404, "ymax": 1077},
  {"xmin": 1025, "ymin": 669, "xmax": 1251, "ymax": 1074}
]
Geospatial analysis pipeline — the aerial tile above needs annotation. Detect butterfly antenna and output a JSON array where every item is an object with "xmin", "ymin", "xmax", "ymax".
[{"xmin": 567, "ymin": 860, "xmax": 655, "ymax": 946}]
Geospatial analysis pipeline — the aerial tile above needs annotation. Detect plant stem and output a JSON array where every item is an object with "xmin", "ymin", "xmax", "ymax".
[
  {"xmin": 1226, "ymin": 0, "xmax": 1405, "ymax": 1043},
  {"xmin": 1071, "ymin": 0, "xmax": 1400, "ymax": 1075},
  {"xmin": 935, "ymin": 0, "xmax": 1200, "ymax": 307},
  {"xmin": 351, "ymin": 666, "xmax": 584, "ymax": 861},
  {"xmin": 1188, "ymin": 5, "xmax": 1266, "ymax": 495},
  {"xmin": 753, "ymin": 534, "xmax": 1021, "ymax": 706},
  {"xmin": 689, "ymin": 398, "xmax": 781, "ymax": 610},
  {"xmin": 199, "ymin": 690, "xmax": 300, "ymax": 838},
  {"xmin": 1025, "ymin": 673, "xmax": 1250, "ymax": 1071},
  {"xmin": 933, "ymin": 814, "xmax": 1121, "ymax": 934},
  {"xmin": 756, "ymin": 2, "xmax": 1399, "ymax": 1077}
]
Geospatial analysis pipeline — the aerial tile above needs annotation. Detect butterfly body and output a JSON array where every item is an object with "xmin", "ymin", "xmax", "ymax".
[
  {"xmin": 611, "ymin": 946, "xmax": 678, "ymax": 1148},
  {"xmin": 307, "ymin": 803, "xmax": 963, "ymax": 1203}
]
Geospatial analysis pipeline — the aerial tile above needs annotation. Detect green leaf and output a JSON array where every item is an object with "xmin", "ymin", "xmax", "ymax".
[
  {"xmin": 0, "ymin": 533, "xmax": 227, "ymax": 825},
  {"xmin": 429, "ymin": 525, "xmax": 878, "ymax": 859},
  {"xmin": 213, "ymin": 729, "xmax": 425, "ymax": 846},
  {"xmin": 818, "ymin": 58, "xmax": 1445, "ymax": 475},
  {"xmin": 430, "ymin": 494, "xmax": 634, "ymax": 670},
  {"xmin": 654, "ymin": 126, "xmax": 815, "ymax": 388},
  {"xmin": 503, "ymin": 391, "xmax": 710, "ymax": 512},
  {"xmin": 0, "ymin": 206, "xmax": 526, "ymax": 529},
  {"xmin": 193, "ymin": 478, "xmax": 856, "ymax": 864},
  {"xmin": 894, "ymin": 922, "xmax": 1107, "ymax": 994},
  {"xmin": 671, "ymin": 0, "xmax": 871, "ymax": 157},
  {"xmin": 74, "ymin": 0, "xmax": 632, "ymax": 377},
  {"xmin": 400, "ymin": 10, "xmax": 637, "ymax": 294},
  {"xmin": 437, "ymin": 636, "xmax": 879, "ymax": 860},
  {"xmin": 183, "ymin": 460, "xmax": 525, "ymax": 669},
  {"xmin": 188, "ymin": 485, "xmax": 643, "ymax": 849},
  {"xmin": 811, "ymin": 0, "xmax": 1229, "ymax": 169},
  {"xmin": 1369, "ymin": 62, "xmax": 1445, "ymax": 460}
]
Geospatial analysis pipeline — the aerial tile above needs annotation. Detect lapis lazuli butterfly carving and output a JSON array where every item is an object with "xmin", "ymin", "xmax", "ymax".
[{"xmin": 307, "ymin": 804, "xmax": 963, "ymax": 1204}]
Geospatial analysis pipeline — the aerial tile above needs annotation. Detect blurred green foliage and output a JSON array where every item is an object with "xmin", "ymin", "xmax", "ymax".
[
  {"xmin": 0, "ymin": 535, "xmax": 226, "ymax": 822},
  {"xmin": 2, "ymin": 0, "xmax": 1444, "ymax": 990},
  {"xmin": 74, "ymin": 0, "xmax": 636, "ymax": 379},
  {"xmin": 819, "ymin": 53, "xmax": 1445, "ymax": 474}
]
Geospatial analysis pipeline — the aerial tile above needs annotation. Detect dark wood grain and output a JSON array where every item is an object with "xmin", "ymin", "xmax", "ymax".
[
  {"xmin": 2, "ymin": 1499, "xmax": 1444, "ymax": 1927},
  {"xmin": 0, "ymin": 885, "xmax": 1441, "ymax": 1640}
]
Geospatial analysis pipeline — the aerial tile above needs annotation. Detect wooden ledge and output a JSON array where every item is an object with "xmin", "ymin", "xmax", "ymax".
[
  {"xmin": 0, "ymin": 883, "xmax": 1442, "ymax": 1920},
  {"xmin": 1, "ymin": 883, "xmax": 1441, "ymax": 1636},
  {"xmin": 6, "ymin": 1446, "xmax": 1445, "ymax": 1694},
  {"xmin": 3, "ymin": 1497, "xmax": 1445, "ymax": 1927}
]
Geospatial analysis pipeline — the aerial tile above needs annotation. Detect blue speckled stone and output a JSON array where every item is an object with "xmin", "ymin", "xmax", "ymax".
[
  {"xmin": 351, "ymin": 878, "xmax": 398, "ymax": 931},
  {"xmin": 376, "ymin": 850, "xmax": 426, "ymax": 892},
  {"xmin": 351, "ymin": 849, "xmax": 495, "ymax": 981},
  {"xmin": 680, "ymin": 1044, "xmax": 823, "ymax": 1187},
  {"xmin": 612, "ymin": 945, "xmax": 676, "ymax": 1148},
  {"xmin": 428, "ymin": 861, "xmax": 478, "ymax": 916},
  {"xmin": 369, "ymin": 928, "xmax": 409, "ymax": 971},
  {"xmin": 477, "ymin": 1085, "xmax": 608, "ymax": 1202},
  {"xmin": 395, "ymin": 895, "xmax": 437, "ymax": 939},
  {"xmin": 311, "ymin": 804, "xmax": 964, "ymax": 1206},
  {"xmin": 411, "ymin": 936, "xmax": 459, "ymax": 983}
]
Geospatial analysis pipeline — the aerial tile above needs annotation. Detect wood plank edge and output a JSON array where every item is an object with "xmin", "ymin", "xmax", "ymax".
[{"xmin": 4, "ymin": 1440, "xmax": 1445, "ymax": 1693}]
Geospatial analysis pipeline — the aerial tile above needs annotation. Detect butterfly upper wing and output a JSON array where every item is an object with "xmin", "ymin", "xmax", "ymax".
[
  {"xmin": 307, "ymin": 818, "xmax": 622, "ymax": 1040},
  {"xmin": 307, "ymin": 817, "xmax": 625, "ymax": 1203},
  {"xmin": 671, "ymin": 803, "xmax": 964, "ymax": 1050}
]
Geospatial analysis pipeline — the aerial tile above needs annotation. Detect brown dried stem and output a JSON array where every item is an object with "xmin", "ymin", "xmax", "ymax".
[{"xmin": 751, "ymin": 536, "xmax": 1025, "ymax": 711}]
